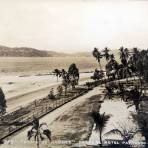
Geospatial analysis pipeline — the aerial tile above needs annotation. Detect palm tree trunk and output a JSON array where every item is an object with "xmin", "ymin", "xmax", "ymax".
[
  {"xmin": 65, "ymin": 86, "xmax": 67, "ymax": 96},
  {"xmin": 99, "ymin": 62, "xmax": 102, "ymax": 70},
  {"xmin": 126, "ymin": 69, "xmax": 128, "ymax": 83},
  {"xmin": 99, "ymin": 130, "xmax": 102, "ymax": 147},
  {"xmin": 37, "ymin": 130, "xmax": 40, "ymax": 148}
]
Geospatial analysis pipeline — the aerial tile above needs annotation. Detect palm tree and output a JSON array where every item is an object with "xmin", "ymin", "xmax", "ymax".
[
  {"xmin": 91, "ymin": 69, "xmax": 104, "ymax": 82},
  {"xmin": 126, "ymin": 86, "xmax": 142, "ymax": 111},
  {"xmin": 105, "ymin": 54, "xmax": 119, "ymax": 80},
  {"xmin": 92, "ymin": 47, "xmax": 103, "ymax": 70},
  {"xmin": 27, "ymin": 117, "xmax": 51, "ymax": 148},
  {"xmin": 103, "ymin": 47, "xmax": 110, "ymax": 61},
  {"xmin": 54, "ymin": 69, "xmax": 61, "ymax": 82},
  {"xmin": 68, "ymin": 63, "xmax": 79, "ymax": 89},
  {"xmin": 124, "ymin": 48, "xmax": 130, "ymax": 59},
  {"xmin": 119, "ymin": 47, "xmax": 128, "ymax": 67},
  {"xmin": 118, "ymin": 83, "xmax": 126, "ymax": 101},
  {"xmin": 90, "ymin": 111, "xmax": 110, "ymax": 146},
  {"xmin": 142, "ymin": 52, "xmax": 148, "ymax": 83},
  {"xmin": 135, "ymin": 116, "xmax": 148, "ymax": 145},
  {"xmin": 0, "ymin": 88, "xmax": 6, "ymax": 115},
  {"xmin": 104, "ymin": 85, "xmax": 113, "ymax": 100},
  {"xmin": 61, "ymin": 72, "xmax": 70, "ymax": 96},
  {"xmin": 110, "ymin": 54, "xmax": 115, "ymax": 60},
  {"xmin": 132, "ymin": 47, "xmax": 139, "ymax": 69},
  {"xmin": 57, "ymin": 85, "xmax": 63, "ymax": 97},
  {"xmin": 117, "ymin": 65, "xmax": 132, "ymax": 81},
  {"xmin": 105, "ymin": 126, "xmax": 140, "ymax": 144},
  {"xmin": 119, "ymin": 46, "xmax": 124, "ymax": 58}
]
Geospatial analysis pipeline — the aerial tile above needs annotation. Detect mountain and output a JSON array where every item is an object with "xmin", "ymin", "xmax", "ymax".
[
  {"xmin": 0, "ymin": 45, "xmax": 91, "ymax": 57},
  {"xmin": 0, "ymin": 45, "xmax": 120, "ymax": 57},
  {"xmin": 0, "ymin": 45, "xmax": 49, "ymax": 57}
]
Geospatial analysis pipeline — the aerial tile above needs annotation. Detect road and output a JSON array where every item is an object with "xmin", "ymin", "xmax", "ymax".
[{"xmin": 2, "ymin": 86, "xmax": 103, "ymax": 148}]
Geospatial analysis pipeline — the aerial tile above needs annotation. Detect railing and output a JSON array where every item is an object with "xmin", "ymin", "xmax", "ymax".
[
  {"xmin": 0, "ymin": 77, "xmax": 143, "ymax": 142},
  {"xmin": 0, "ymin": 87, "xmax": 89, "ymax": 142}
]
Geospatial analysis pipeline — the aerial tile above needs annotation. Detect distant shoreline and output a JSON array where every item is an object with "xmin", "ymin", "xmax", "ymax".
[{"xmin": 0, "ymin": 57, "xmax": 100, "ymax": 76}]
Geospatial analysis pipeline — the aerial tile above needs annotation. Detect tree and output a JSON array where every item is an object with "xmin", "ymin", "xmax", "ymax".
[
  {"xmin": 118, "ymin": 83, "xmax": 126, "ymax": 101},
  {"xmin": 61, "ymin": 71, "xmax": 70, "ymax": 96},
  {"xmin": 92, "ymin": 47, "xmax": 103, "ymax": 70},
  {"xmin": 117, "ymin": 65, "xmax": 132, "ymax": 80},
  {"xmin": 57, "ymin": 85, "xmax": 63, "ymax": 97},
  {"xmin": 48, "ymin": 88, "xmax": 55, "ymax": 99},
  {"xmin": 119, "ymin": 47, "xmax": 128, "ymax": 67},
  {"xmin": 68, "ymin": 63, "xmax": 79, "ymax": 89},
  {"xmin": 91, "ymin": 69, "xmax": 104, "ymax": 81},
  {"xmin": 104, "ymin": 84, "xmax": 114, "ymax": 100},
  {"xmin": 110, "ymin": 54, "xmax": 115, "ymax": 60},
  {"xmin": 105, "ymin": 54, "xmax": 118, "ymax": 80},
  {"xmin": 90, "ymin": 111, "xmax": 110, "ymax": 146},
  {"xmin": 134, "ymin": 116, "xmax": 148, "ymax": 145},
  {"xmin": 27, "ymin": 117, "xmax": 51, "ymax": 148},
  {"xmin": 131, "ymin": 47, "xmax": 139, "ymax": 71},
  {"xmin": 126, "ymin": 48, "xmax": 146, "ymax": 84},
  {"xmin": 142, "ymin": 52, "xmax": 148, "ymax": 83},
  {"xmin": 54, "ymin": 69, "xmax": 61, "ymax": 82},
  {"xmin": 133, "ymin": 47, "xmax": 139, "ymax": 61},
  {"xmin": 124, "ymin": 48, "xmax": 130, "ymax": 61},
  {"xmin": 0, "ymin": 88, "xmax": 6, "ymax": 115},
  {"xmin": 126, "ymin": 86, "xmax": 142, "ymax": 111},
  {"xmin": 105, "ymin": 122, "xmax": 140, "ymax": 144},
  {"xmin": 103, "ymin": 47, "xmax": 110, "ymax": 61}
]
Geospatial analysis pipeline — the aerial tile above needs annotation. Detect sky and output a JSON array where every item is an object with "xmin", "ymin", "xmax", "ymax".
[{"xmin": 0, "ymin": 0, "xmax": 148, "ymax": 53}]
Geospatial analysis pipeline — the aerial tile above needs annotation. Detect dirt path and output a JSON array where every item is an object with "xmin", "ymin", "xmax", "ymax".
[{"xmin": 2, "ymin": 86, "xmax": 104, "ymax": 148}]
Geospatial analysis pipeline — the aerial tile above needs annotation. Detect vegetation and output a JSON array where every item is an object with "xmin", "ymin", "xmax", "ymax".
[
  {"xmin": 91, "ymin": 69, "xmax": 104, "ymax": 81},
  {"xmin": 2, "ymin": 46, "xmax": 148, "ymax": 147},
  {"xmin": 0, "ymin": 88, "xmax": 6, "ymax": 115},
  {"xmin": 90, "ymin": 111, "xmax": 110, "ymax": 146},
  {"xmin": 54, "ymin": 63, "xmax": 80, "ymax": 95},
  {"xmin": 92, "ymin": 47, "xmax": 103, "ymax": 70},
  {"xmin": 104, "ymin": 84, "xmax": 113, "ymax": 100},
  {"xmin": 90, "ymin": 47, "xmax": 148, "ymax": 146},
  {"xmin": 92, "ymin": 47, "xmax": 148, "ymax": 82},
  {"xmin": 105, "ymin": 122, "xmax": 140, "ymax": 144},
  {"xmin": 27, "ymin": 117, "xmax": 51, "ymax": 148},
  {"xmin": 126, "ymin": 86, "xmax": 142, "ymax": 111},
  {"xmin": 57, "ymin": 85, "xmax": 63, "ymax": 97},
  {"xmin": 54, "ymin": 69, "xmax": 61, "ymax": 82},
  {"xmin": 48, "ymin": 88, "xmax": 55, "ymax": 99},
  {"xmin": 102, "ymin": 47, "xmax": 110, "ymax": 61},
  {"xmin": 68, "ymin": 63, "xmax": 79, "ymax": 89}
]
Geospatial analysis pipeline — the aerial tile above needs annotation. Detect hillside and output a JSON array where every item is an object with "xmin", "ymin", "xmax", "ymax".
[
  {"xmin": 0, "ymin": 45, "xmax": 91, "ymax": 57},
  {"xmin": 0, "ymin": 45, "xmax": 120, "ymax": 58},
  {"xmin": 0, "ymin": 45, "xmax": 49, "ymax": 57}
]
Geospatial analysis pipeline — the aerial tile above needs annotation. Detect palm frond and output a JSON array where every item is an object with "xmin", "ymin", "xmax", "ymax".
[
  {"xmin": 39, "ymin": 122, "xmax": 48, "ymax": 128},
  {"xmin": 127, "ymin": 104, "xmax": 134, "ymax": 108},
  {"xmin": 105, "ymin": 129, "xmax": 123, "ymax": 137},
  {"xmin": 90, "ymin": 111, "xmax": 110, "ymax": 131},
  {"xmin": 43, "ymin": 129, "xmax": 51, "ymax": 141}
]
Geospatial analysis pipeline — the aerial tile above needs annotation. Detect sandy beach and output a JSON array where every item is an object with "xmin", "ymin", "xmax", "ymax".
[{"xmin": 0, "ymin": 72, "xmax": 92, "ymax": 112}]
